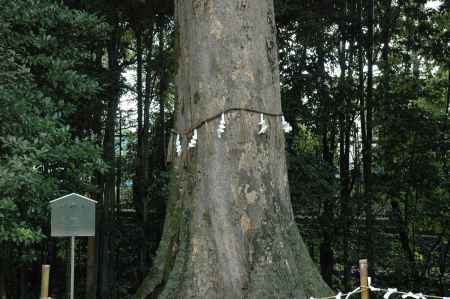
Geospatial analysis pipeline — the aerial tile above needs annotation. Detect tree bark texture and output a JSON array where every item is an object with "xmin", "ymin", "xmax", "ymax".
[
  {"xmin": 98, "ymin": 17, "xmax": 122, "ymax": 299},
  {"xmin": 364, "ymin": 0, "xmax": 375, "ymax": 268},
  {"xmin": 137, "ymin": 1, "xmax": 331, "ymax": 298}
]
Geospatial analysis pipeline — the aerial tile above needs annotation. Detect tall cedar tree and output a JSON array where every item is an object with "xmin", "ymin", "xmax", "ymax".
[{"xmin": 137, "ymin": 1, "xmax": 331, "ymax": 298}]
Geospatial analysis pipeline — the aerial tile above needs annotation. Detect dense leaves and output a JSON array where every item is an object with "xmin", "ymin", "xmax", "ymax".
[
  {"xmin": 0, "ymin": 0, "xmax": 107, "ymax": 268},
  {"xmin": 278, "ymin": 0, "xmax": 449, "ymax": 293}
]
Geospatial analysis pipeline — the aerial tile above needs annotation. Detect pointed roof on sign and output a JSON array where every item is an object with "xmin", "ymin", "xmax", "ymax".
[{"xmin": 49, "ymin": 193, "xmax": 97, "ymax": 204}]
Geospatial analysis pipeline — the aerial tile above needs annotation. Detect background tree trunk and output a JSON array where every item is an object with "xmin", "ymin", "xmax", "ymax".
[
  {"xmin": 142, "ymin": 23, "xmax": 155, "ymax": 261},
  {"xmin": 158, "ymin": 18, "xmax": 167, "ymax": 170},
  {"xmin": 317, "ymin": 40, "xmax": 335, "ymax": 287},
  {"xmin": 86, "ymin": 237, "xmax": 97, "ymax": 299},
  {"xmin": 338, "ymin": 12, "xmax": 352, "ymax": 288},
  {"xmin": 18, "ymin": 265, "xmax": 27, "ymax": 299},
  {"xmin": 364, "ymin": 0, "xmax": 375, "ymax": 268},
  {"xmin": 0, "ymin": 252, "xmax": 6, "ymax": 299},
  {"xmin": 134, "ymin": 24, "xmax": 148, "ymax": 282},
  {"xmin": 98, "ymin": 16, "xmax": 122, "ymax": 299},
  {"xmin": 137, "ymin": 0, "xmax": 331, "ymax": 298}
]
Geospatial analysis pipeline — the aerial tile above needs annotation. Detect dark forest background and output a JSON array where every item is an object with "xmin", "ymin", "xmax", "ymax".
[{"xmin": 0, "ymin": 0, "xmax": 449, "ymax": 298}]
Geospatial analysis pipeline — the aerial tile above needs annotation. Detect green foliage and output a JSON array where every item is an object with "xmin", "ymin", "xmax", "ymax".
[
  {"xmin": 0, "ymin": 0, "xmax": 108, "ymax": 262},
  {"xmin": 278, "ymin": 0, "xmax": 450, "ymax": 292},
  {"xmin": 1, "ymin": 0, "xmax": 449, "ymax": 296}
]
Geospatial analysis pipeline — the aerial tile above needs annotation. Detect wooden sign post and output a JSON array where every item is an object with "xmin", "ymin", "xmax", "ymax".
[
  {"xmin": 50, "ymin": 193, "xmax": 97, "ymax": 299},
  {"xmin": 359, "ymin": 259, "xmax": 369, "ymax": 299},
  {"xmin": 40, "ymin": 265, "xmax": 50, "ymax": 299}
]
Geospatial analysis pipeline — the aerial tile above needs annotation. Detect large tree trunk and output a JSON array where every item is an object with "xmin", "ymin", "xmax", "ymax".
[{"xmin": 137, "ymin": 1, "xmax": 331, "ymax": 298}]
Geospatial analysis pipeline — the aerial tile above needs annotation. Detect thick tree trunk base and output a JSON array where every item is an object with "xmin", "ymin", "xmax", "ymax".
[
  {"xmin": 137, "ymin": 1, "xmax": 331, "ymax": 298},
  {"xmin": 137, "ymin": 113, "xmax": 331, "ymax": 299}
]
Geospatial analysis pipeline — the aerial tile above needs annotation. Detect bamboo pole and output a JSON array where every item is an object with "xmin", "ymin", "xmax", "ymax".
[
  {"xmin": 40, "ymin": 265, "xmax": 50, "ymax": 299},
  {"xmin": 359, "ymin": 259, "xmax": 369, "ymax": 299}
]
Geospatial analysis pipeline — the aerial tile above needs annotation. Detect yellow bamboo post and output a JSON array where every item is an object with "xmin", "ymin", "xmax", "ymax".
[
  {"xmin": 359, "ymin": 259, "xmax": 369, "ymax": 299},
  {"xmin": 40, "ymin": 264, "xmax": 50, "ymax": 299}
]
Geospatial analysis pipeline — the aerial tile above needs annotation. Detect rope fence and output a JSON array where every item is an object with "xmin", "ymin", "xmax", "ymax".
[{"xmin": 310, "ymin": 260, "xmax": 449, "ymax": 299}]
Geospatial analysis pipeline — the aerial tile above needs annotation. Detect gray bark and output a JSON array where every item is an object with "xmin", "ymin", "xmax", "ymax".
[{"xmin": 137, "ymin": 1, "xmax": 331, "ymax": 298}]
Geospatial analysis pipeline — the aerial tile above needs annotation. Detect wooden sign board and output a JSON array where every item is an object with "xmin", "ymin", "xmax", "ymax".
[{"xmin": 50, "ymin": 193, "xmax": 96, "ymax": 237}]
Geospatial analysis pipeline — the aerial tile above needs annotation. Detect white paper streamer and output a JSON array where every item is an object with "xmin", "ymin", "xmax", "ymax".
[
  {"xmin": 258, "ymin": 113, "xmax": 268, "ymax": 135},
  {"xmin": 282, "ymin": 116, "xmax": 293, "ymax": 133},
  {"xmin": 402, "ymin": 292, "xmax": 423, "ymax": 299},
  {"xmin": 217, "ymin": 113, "xmax": 226, "ymax": 138},
  {"xmin": 336, "ymin": 292, "xmax": 343, "ymax": 299},
  {"xmin": 188, "ymin": 129, "xmax": 198, "ymax": 148},
  {"xmin": 368, "ymin": 277, "xmax": 381, "ymax": 292},
  {"xmin": 176, "ymin": 134, "xmax": 182, "ymax": 157}
]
